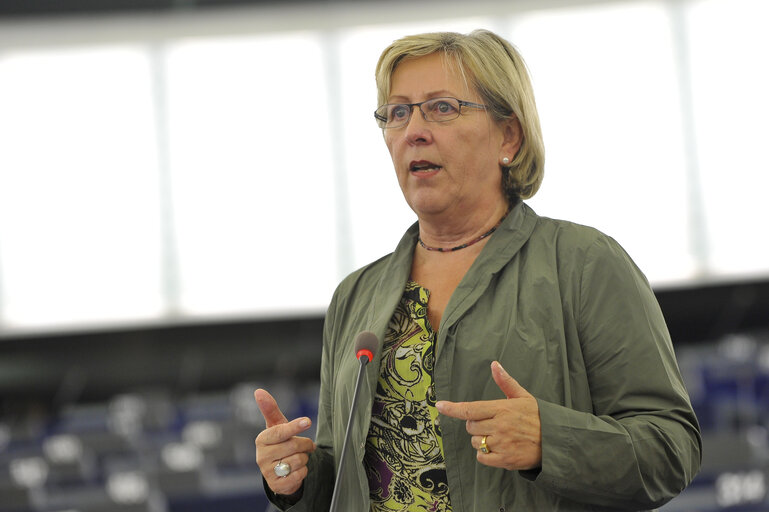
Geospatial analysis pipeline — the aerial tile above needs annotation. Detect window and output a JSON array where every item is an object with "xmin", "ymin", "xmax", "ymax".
[
  {"xmin": 0, "ymin": 46, "xmax": 164, "ymax": 330},
  {"xmin": 686, "ymin": 0, "xmax": 769, "ymax": 278},
  {"xmin": 163, "ymin": 32, "xmax": 338, "ymax": 317},
  {"xmin": 517, "ymin": 2, "xmax": 695, "ymax": 283},
  {"xmin": 0, "ymin": 1, "xmax": 766, "ymax": 333}
]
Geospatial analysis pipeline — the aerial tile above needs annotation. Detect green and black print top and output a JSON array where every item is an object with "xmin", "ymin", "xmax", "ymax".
[{"xmin": 363, "ymin": 280, "xmax": 452, "ymax": 512}]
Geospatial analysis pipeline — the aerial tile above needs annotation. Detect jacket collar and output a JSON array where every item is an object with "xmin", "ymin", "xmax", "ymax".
[
  {"xmin": 366, "ymin": 203, "xmax": 538, "ymax": 345},
  {"xmin": 366, "ymin": 220, "xmax": 419, "ymax": 343}
]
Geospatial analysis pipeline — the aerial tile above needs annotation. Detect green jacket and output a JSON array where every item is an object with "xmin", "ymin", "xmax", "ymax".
[{"xmin": 273, "ymin": 202, "xmax": 701, "ymax": 511}]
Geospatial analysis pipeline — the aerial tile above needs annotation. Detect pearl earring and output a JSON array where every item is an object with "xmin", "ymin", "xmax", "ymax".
[{"xmin": 502, "ymin": 157, "xmax": 510, "ymax": 165}]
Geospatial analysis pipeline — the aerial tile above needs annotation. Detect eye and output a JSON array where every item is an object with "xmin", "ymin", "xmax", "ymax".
[
  {"xmin": 428, "ymin": 99, "xmax": 459, "ymax": 117},
  {"xmin": 389, "ymin": 104, "xmax": 410, "ymax": 121}
]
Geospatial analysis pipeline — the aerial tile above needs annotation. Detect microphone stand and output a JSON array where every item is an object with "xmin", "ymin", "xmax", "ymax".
[{"xmin": 328, "ymin": 353, "xmax": 371, "ymax": 512}]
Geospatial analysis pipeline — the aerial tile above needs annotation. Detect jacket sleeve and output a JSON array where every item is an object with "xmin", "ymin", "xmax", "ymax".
[
  {"xmin": 528, "ymin": 235, "xmax": 702, "ymax": 510},
  {"xmin": 264, "ymin": 295, "xmax": 338, "ymax": 511}
]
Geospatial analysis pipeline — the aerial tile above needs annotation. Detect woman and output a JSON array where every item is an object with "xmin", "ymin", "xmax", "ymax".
[{"xmin": 254, "ymin": 29, "xmax": 701, "ymax": 511}]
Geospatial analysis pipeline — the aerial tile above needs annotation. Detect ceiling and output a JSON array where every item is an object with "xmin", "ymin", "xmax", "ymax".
[{"xmin": 0, "ymin": 0, "xmax": 342, "ymax": 18}]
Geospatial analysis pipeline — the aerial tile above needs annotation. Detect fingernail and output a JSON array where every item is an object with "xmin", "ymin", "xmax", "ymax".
[
  {"xmin": 493, "ymin": 361, "xmax": 508, "ymax": 375},
  {"xmin": 299, "ymin": 418, "xmax": 310, "ymax": 428},
  {"xmin": 435, "ymin": 401, "xmax": 445, "ymax": 412}
]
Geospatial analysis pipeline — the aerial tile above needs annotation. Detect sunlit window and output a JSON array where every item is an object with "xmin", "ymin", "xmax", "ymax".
[
  {"xmin": 516, "ymin": 2, "xmax": 695, "ymax": 284},
  {"xmin": 0, "ymin": 46, "xmax": 164, "ymax": 330},
  {"xmin": 686, "ymin": 0, "xmax": 769, "ymax": 279},
  {"xmin": 0, "ymin": 1, "xmax": 767, "ymax": 333},
  {"xmin": 164, "ymin": 32, "xmax": 338, "ymax": 317}
]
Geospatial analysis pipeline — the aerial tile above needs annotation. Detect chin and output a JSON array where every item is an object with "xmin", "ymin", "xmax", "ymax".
[
  {"xmin": 401, "ymin": 187, "xmax": 454, "ymax": 216},
  {"xmin": 407, "ymin": 200, "xmax": 450, "ymax": 219}
]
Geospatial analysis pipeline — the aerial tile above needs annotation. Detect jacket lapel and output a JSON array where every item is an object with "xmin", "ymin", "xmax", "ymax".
[
  {"xmin": 436, "ymin": 203, "xmax": 539, "ymax": 359},
  {"xmin": 352, "ymin": 221, "xmax": 418, "ymax": 490}
]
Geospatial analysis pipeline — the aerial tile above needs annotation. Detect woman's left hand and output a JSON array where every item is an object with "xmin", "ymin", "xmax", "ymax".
[{"xmin": 436, "ymin": 361, "xmax": 542, "ymax": 471}]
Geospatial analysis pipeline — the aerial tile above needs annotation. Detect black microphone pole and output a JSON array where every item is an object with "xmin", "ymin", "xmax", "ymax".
[{"xmin": 328, "ymin": 332, "xmax": 378, "ymax": 512}]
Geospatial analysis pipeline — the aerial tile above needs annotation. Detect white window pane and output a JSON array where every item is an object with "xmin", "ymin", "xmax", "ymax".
[
  {"xmin": 338, "ymin": 19, "xmax": 493, "ymax": 272},
  {"xmin": 0, "ymin": 46, "xmax": 164, "ymax": 330},
  {"xmin": 687, "ymin": 0, "xmax": 769, "ymax": 279},
  {"xmin": 166, "ymin": 33, "xmax": 337, "ymax": 316},
  {"xmin": 515, "ymin": 3, "xmax": 696, "ymax": 284}
]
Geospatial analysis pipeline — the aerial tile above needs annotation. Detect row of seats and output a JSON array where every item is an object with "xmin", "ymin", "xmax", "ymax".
[
  {"xmin": 0, "ymin": 380, "xmax": 319, "ymax": 512},
  {"xmin": 678, "ymin": 333, "xmax": 769, "ymax": 432},
  {"xmin": 2, "ymin": 333, "xmax": 768, "ymax": 511},
  {"xmin": 660, "ymin": 332, "xmax": 769, "ymax": 511}
]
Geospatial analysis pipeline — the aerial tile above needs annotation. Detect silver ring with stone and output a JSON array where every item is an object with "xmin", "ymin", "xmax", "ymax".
[{"xmin": 274, "ymin": 461, "xmax": 291, "ymax": 478}]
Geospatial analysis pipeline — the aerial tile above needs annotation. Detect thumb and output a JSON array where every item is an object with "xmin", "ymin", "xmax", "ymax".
[
  {"xmin": 254, "ymin": 388, "xmax": 288, "ymax": 428},
  {"xmin": 491, "ymin": 361, "xmax": 532, "ymax": 399}
]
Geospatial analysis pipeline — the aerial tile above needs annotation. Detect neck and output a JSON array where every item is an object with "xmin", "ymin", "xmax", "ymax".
[{"xmin": 417, "ymin": 202, "xmax": 510, "ymax": 253}]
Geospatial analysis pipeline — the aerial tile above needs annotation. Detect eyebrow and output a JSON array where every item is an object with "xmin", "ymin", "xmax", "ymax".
[{"xmin": 387, "ymin": 90, "xmax": 457, "ymax": 103}]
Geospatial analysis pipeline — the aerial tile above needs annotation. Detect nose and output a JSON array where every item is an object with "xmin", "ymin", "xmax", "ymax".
[{"xmin": 403, "ymin": 106, "xmax": 432, "ymax": 145}]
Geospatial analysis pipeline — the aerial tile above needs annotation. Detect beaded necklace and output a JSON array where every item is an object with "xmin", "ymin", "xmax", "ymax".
[{"xmin": 417, "ymin": 212, "xmax": 507, "ymax": 253}]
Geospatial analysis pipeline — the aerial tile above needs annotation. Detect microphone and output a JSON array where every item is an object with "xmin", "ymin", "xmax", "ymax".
[{"xmin": 328, "ymin": 331, "xmax": 379, "ymax": 512}]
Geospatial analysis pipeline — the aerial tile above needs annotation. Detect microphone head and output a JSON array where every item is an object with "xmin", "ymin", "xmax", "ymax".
[{"xmin": 354, "ymin": 331, "xmax": 378, "ymax": 362}]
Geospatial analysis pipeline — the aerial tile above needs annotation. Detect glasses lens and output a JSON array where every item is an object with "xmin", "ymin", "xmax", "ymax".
[
  {"xmin": 423, "ymin": 98, "xmax": 461, "ymax": 122},
  {"xmin": 376, "ymin": 104, "xmax": 412, "ymax": 128}
]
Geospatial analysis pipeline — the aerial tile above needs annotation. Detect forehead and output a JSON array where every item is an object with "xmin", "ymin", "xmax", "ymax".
[{"xmin": 389, "ymin": 52, "xmax": 472, "ymax": 100}]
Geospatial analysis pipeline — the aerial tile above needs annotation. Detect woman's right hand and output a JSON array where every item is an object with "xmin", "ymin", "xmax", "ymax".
[{"xmin": 254, "ymin": 388, "xmax": 316, "ymax": 497}]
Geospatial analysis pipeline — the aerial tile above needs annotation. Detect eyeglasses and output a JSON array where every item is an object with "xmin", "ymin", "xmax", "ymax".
[{"xmin": 374, "ymin": 97, "xmax": 488, "ymax": 129}]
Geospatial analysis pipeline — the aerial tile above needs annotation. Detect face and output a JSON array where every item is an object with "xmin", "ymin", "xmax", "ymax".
[{"xmin": 384, "ymin": 52, "xmax": 516, "ymax": 220}]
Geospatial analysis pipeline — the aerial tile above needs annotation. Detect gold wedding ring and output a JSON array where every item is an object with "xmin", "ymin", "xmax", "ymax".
[{"xmin": 480, "ymin": 435, "xmax": 491, "ymax": 454}]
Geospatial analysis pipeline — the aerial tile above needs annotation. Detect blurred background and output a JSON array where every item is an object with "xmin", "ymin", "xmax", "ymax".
[{"xmin": 0, "ymin": 0, "xmax": 767, "ymax": 510}]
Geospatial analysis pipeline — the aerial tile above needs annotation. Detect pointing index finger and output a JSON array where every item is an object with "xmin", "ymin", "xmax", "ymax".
[{"xmin": 436, "ymin": 400, "xmax": 496, "ymax": 421}]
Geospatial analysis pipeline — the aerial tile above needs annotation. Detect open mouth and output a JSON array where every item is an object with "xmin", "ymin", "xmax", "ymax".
[{"xmin": 409, "ymin": 160, "xmax": 442, "ymax": 172}]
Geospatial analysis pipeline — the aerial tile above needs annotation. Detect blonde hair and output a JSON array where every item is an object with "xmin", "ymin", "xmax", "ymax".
[{"xmin": 375, "ymin": 29, "xmax": 545, "ymax": 202}]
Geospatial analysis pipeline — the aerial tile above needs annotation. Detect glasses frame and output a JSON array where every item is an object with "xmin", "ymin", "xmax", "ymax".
[{"xmin": 374, "ymin": 97, "xmax": 488, "ymax": 129}]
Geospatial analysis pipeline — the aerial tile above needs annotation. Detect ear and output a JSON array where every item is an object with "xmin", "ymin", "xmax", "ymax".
[{"xmin": 499, "ymin": 116, "xmax": 523, "ymax": 162}]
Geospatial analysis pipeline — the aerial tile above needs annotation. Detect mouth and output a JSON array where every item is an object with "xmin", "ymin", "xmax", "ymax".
[{"xmin": 409, "ymin": 160, "xmax": 443, "ymax": 173}]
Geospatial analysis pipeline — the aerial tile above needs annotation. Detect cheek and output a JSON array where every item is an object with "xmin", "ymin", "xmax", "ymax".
[
  {"xmin": 383, "ymin": 131, "xmax": 397, "ymax": 150},
  {"xmin": 384, "ymin": 138, "xmax": 399, "ymax": 162}
]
